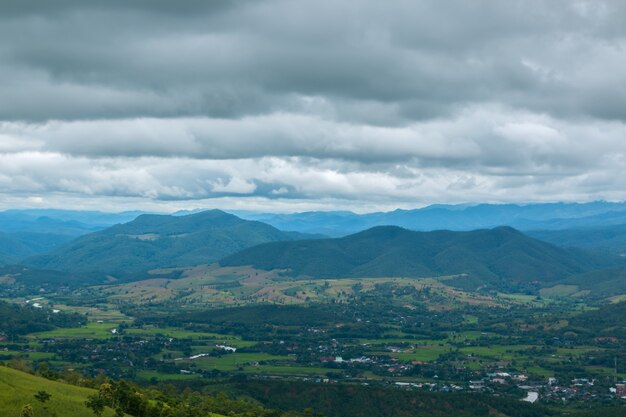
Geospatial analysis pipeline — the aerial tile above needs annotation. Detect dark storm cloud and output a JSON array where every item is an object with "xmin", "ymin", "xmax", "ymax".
[
  {"xmin": 2, "ymin": 0, "xmax": 626, "ymax": 123},
  {"xmin": 0, "ymin": 0, "xmax": 248, "ymax": 18}
]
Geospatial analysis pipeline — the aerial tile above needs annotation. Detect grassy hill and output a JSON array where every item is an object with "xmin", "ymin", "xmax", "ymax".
[
  {"xmin": 0, "ymin": 366, "xmax": 117, "ymax": 417},
  {"xmin": 27, "ymin": 210, "xmax": 311, "ymax": 280},
  {"xmin": 221, "ymin": 226, "xmax": 617, "ymax": 288}
]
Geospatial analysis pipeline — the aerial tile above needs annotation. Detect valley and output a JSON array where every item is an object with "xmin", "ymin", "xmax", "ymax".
[{"xmin": 2, "ymin": 207, "xmax": 626, "ymax": 416}]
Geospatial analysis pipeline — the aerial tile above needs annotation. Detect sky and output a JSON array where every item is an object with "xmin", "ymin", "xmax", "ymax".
[{"xmin": 1, "ymin": 0, "xmax": 626, "ymax": 213}]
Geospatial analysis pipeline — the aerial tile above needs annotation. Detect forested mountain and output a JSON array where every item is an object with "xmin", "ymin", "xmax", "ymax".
[
  {"xmin": 0, "ymin": 231, "xmax": 88, "ymax": 265},
  {"xmin": 221, "ymin": 226, "xmax": 617, "ymax": 288},
  {"xmin": 0, "ymin": 232, "xmax": 34, "ymax": 264},
  {"xmin": 27, "ymin": 210, "xmax": 313, "ymax": 279}
]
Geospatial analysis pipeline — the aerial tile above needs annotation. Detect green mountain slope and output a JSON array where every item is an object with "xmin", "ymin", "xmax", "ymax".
[
  {"xmin": 567, "ymin": 300, "xmax": 626, "ymax": 339},
  {"xmin": 27, "ymin": 210, "xmax": 311, "ymax": 279},
  {"xmin": 0, "ymin": 232, "xmax": 36, "ymax": 265},
  {"xmin": 0, "ymin": 366, "xmax": 118, "ymax": 417},
  {"xmin": 553, "ymin": 265, "xmax": 626, "ymax": 298},
  {"xmin": 221, "ymin": 226, "xmax": 615, "ymax": 287}
]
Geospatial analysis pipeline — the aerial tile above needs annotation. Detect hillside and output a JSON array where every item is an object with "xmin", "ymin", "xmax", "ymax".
[
  {"xmin": 0, "ymin": 265, "xmax": 93, "ymax": 291},
  {"xmin": 221, "ymin": 226, "xmax": 616, "ymax": 288},
  {"xmin": 27, "ymin": 210, "xmax": 312, "ymax": 279},
  {"xmin": 568, "ymin": 300, "xmax": 626, "ymax": 338},
  {"xmin": 0, "ymin": 366, "xmax": 118, "ymax": 417},
  {"xmin": 551, "ymin": 265, "xmax": 626, "ymax": 298},
  {"xmin": 0, "ymin": 232, "xmax": 31, "ymax": 264}
]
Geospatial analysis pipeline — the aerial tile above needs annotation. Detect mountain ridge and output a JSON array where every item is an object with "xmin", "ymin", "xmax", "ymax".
[
  {"xmin": 221, "ymin": 225, "xmax": 618, "ymax": 289},
  {"xmin": 26, "ymin": 209, "xmax": 315, "ymax": 279},
  {"xmin": 236, "ymin": 201, "xmax": 626, "ymax": 236}
]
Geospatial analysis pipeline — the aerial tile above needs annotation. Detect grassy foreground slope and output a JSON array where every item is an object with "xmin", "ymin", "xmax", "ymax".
[{"xmin": 0, "ymin": 366, "xmax": 117, "ymax": 417}]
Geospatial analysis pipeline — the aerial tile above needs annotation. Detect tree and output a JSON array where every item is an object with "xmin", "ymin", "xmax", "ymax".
[
  {"xmin": 85, "ymin": 394, "xmax": 106, "ymax": 417},
  {"xmin": 35, "ymin": 390, "xmax": 53, "ymax": 415},
  {"xmin": 34, "ymin": 390, "xmax": 52, "ymax": 404}
]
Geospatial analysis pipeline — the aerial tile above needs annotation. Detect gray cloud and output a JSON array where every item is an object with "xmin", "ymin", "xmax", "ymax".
[
  {"xmin": 0, "ymin": 0, "xmax": 625, "ymax": 211},
  {"xmin": 2, "ymin": 0, "xmax": 626, "ymax": 122}
]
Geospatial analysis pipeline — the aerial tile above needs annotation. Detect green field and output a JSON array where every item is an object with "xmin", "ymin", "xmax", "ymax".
[
  {"xmin": 28, "ymin": 322, "xmax": 117, "ymax": 340},
  {"xmin": 186, "ymin": 352, "xmax": 295, "ymax": 371},
  {"xmin": 386, "ymin": 346, "xmax": 451, "ymax": 362}
]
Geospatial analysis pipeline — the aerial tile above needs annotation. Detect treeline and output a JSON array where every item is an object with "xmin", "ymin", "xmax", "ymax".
[
  {"xmin": 82, "ymin": 379, "xmax": 314, "ymax": 417},
  {"xmin": 229, "ymin": 380, "xmax": 552, "ymax": 417},
  {"xmin": 568, "ymin": 300, "xmax": 626, "ymax": 339},
  {"xmin": 0, "ymin": 300, "xmax": 85, "ymax": 338},
  {"xmin": 129, "ymin": 302, "xmax": 455, "ymax": 340}
]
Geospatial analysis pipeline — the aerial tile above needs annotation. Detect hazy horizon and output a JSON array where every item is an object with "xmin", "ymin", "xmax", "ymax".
[{"xmin": 2, "ymin": 199, "xmax": 626, "ymax": 216}]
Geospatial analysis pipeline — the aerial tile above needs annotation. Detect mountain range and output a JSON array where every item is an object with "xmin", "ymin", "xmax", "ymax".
[
  {"xmin": 221, "ymin": 225, "xmax": 618, "ymax": 289},
  {"xmin": 1, "ymin": 204, "xmax": 624, "ymax": 293},
  {"xmin": 27, "ymin": 210, "xmax": 313, "ymax": 279},
  {"xmin": 4, "ymin": 202, "xmax": 626, "ymax": 263},
  {"xmin": 0, "ymin": 209, "xmax": 145, "ymax": 262},
  {"xmin": 236, "ymin": 202, "xmax": 626, "ymax": 236}
]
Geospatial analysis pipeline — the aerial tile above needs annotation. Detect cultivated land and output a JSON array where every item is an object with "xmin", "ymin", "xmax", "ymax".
[{"xmin": 6, "ymin": 270, "xmax": 626, "ymax": 387}]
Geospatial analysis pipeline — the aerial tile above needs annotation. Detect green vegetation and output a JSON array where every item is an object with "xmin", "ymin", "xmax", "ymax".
[
  {"xmin": 232, "ymin": 380, "xmax": 551, "ymax": 417},
  {"xmin": 559, "ymin": 265, "xmax": 626, "ymax": 298},
  {"xmin": 0, "ymin": 365, "xmax": 118, "ymax": 417},
  {"xmin": 0, "ymin": 265, "xmax": 84, "ymax": 287},
  {"xmin": 221, "ymin": 226, "xmax": 614, "ymax": 289},
  {"xmin": 28, "ymin": 322, "xmax": 117, "ymax": 340},
  {"xmin": 0, "ymin": 366, "xmax": 321, "ymax": 417},
  {"xmin": 0, "ymin": 300, "xmax": 85, "ymax": 338}
]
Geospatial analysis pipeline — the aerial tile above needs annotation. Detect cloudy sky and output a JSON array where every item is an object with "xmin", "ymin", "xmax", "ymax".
[{"xmin": 1, "ymin": 0, "xmax": 625, "ymax": 213}]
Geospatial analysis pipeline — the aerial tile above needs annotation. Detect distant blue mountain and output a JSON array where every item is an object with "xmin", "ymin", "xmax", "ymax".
[
  {"xmin": 0, "ymin": 209, "xmax": 146, "ymax": 263},
  {"xmin": 235, "ymin": 202, "xmax": 626, "ymax": 236}
]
